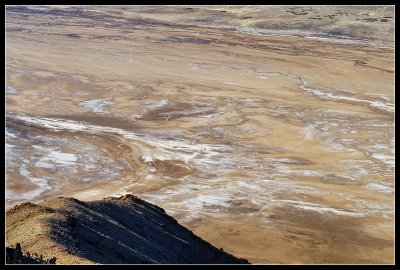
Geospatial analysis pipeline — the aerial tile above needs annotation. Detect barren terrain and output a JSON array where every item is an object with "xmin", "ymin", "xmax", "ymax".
[
  {"xmin": 6, "ymin": 195, "xmax": 248, "ymax": 264},
  {"xmin": 5, "ymin": 5, "xmax": 394, "ymax": 263}
]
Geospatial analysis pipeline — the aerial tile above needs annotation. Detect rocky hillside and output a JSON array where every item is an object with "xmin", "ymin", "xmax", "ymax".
[
  {"xmin": 6, "ymin": 194, "xmax": 249, "ymax": 264},
  {"xmin": 6, "ymin": 243, "xmax": 56, "ymax": 264}
]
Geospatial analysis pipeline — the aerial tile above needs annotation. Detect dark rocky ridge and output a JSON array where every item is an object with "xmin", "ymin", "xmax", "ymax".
[
  {"xmin": 6, "ymin": 243, "xmax": 56, "ymax": 264},
  {"xmin": 6, "ymin": 194, "xmax": 249, "ymax": 264}
]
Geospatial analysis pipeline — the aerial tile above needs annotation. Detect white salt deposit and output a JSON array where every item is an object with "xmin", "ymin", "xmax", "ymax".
[
  {"xmin": 19, "ymin": 163, "xmax": 51, "ymax": 199},
  {"xmin": 298, "ymin": 77, "xmax": 394, "ymax": 113},
  {"xmin": 365, "ymin": 183, "xmax": 394, "ymax": 194},
  {"xmin": 146, "ymin": 99, "xmax": 169, "ymax": 108},
  {"xmin": 79, "ymin": 98, "xmax": 113, "ymax": 113},
  {"xmin": 371, "ymin": 153, "xmax": 394, "ymax": 167},
  {"xmin": 300, "ymin": 124, "xmax": 316, "ymax": 140},
  {"xmin": 7, "ymin": 86, "xmax": 19, "ymax": 94}
]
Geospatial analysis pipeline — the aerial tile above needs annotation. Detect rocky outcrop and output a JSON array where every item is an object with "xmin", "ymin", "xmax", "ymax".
[
  {"xmin": 6, "ymin": 243, "xmax": 56, "ymax": 264},
  {"xmin": 6, "ymin": 194, "xmax": 249, "ymax": 264}
]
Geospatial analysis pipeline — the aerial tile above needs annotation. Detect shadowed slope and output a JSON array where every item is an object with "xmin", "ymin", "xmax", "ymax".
[{"xmin": 6, "ymin": 194, "xmax": 249, "ymax": 264}]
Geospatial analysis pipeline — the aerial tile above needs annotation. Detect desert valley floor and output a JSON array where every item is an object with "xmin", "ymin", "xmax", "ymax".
[{"xmin": 5, "ymin": 6, "xmax": 394, "ymax": 263}]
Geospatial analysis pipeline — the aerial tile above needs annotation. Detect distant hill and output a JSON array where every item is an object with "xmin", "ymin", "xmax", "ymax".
[{"xmin": 6, "ymin": 194, "xmax": 249, "ymax": 264}]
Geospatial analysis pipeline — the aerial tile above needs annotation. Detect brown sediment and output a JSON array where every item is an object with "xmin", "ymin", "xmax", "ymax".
[
  {"xmin": 140, "ymin": 101, "xmax": 215, "ymax": 121},
  {"xmin": 148, "ymin": 159, "xmax": 195, "ymax": 178}
]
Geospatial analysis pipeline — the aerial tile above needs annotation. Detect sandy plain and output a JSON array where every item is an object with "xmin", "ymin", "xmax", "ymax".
[{"xmin": 5, "ymin": 6, "xmax": 394, "ymax": 263}]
